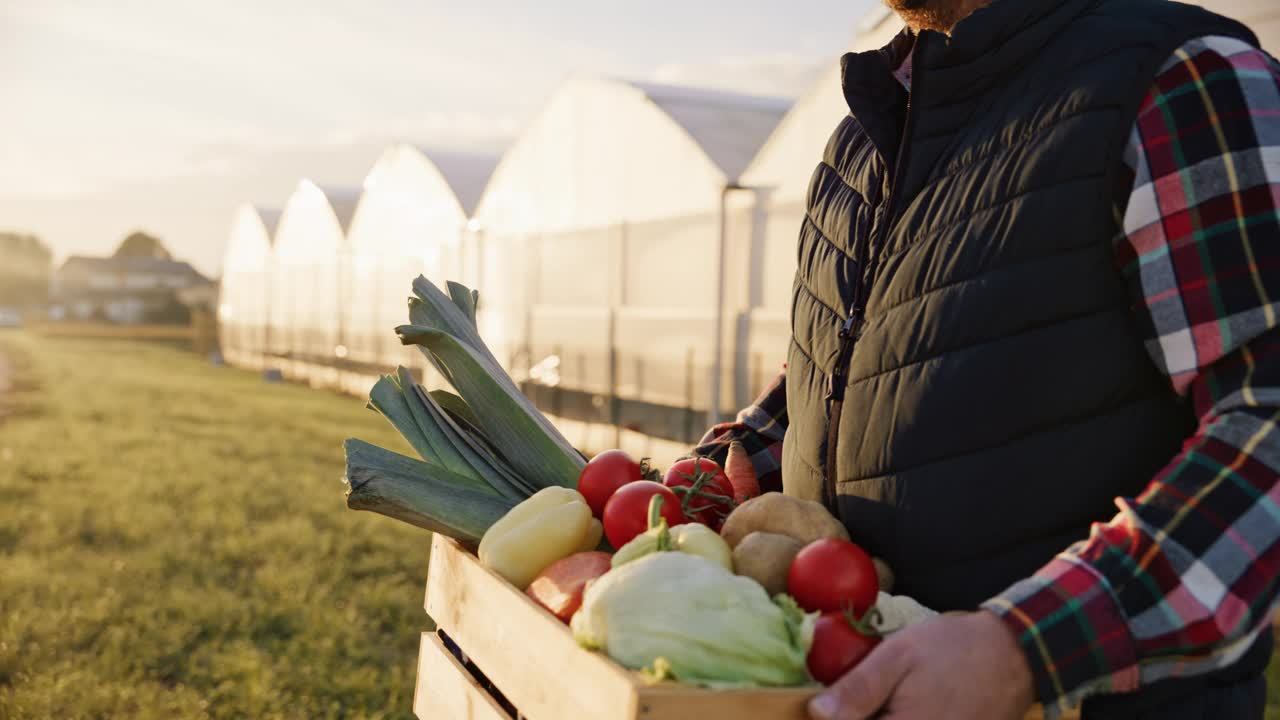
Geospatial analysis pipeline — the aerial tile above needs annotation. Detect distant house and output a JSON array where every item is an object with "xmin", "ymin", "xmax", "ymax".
[{"xmin": 51, "ymin": 233, "xmax": 213, "ymax": 324}]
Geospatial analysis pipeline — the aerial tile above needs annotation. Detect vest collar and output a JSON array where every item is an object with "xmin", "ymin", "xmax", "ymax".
[{"xmin": 840, "ymin": 0, "xmax": 1099, "ymax": 161}]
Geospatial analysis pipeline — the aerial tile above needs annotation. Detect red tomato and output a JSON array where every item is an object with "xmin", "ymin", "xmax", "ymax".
[
  {"xmin": 788, "ymin": 538, "xmax": 879, "ymax": 614},
  {"xmin": 807, "ymin": 610, "xmax": 881, "ymax": 685},
  {"xmin": 662, "ymin": 457, "xmax": 736, "ymax": 528},
  {"xmin": 525, "ymin": 552, "xmax": 613, "ymax": 623},
  {"xmin": 602, "ymin": 481, "xmax": 685, "ymax": 548},
  {"xmin": 578, "ymin": 450, "xmax": 652, "ymax": 518}
]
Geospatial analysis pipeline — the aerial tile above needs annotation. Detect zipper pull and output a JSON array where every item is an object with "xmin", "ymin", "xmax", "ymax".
[
  {"xmin": 826, "ymin": 307, "xmax": 863, "ymax": 402},
  {"xmin": 825, "ymin": 372, "xmax": 843, "ymax": 402},
  {"xmin": 839, "ymin": 307, "xmax": 863, "ymax": 339}
]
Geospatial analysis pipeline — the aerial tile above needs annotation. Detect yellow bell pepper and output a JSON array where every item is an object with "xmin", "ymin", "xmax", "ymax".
[
  {"xmin": 576, "ymin": 518, "xmax": 604, "ymax": 553},
  {"xmin": 479, "ymin": 487, "xmax": 593, "ymax": 589}
]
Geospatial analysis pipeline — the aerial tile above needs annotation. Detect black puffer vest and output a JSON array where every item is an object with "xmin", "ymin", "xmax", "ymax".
[{"xmin": 786, "ymin": 0, "xmax": 1256, "ymax": 613}]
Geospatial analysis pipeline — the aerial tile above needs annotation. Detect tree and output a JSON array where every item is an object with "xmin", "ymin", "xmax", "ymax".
[
  {"xmin": 113, "ymin": 231, "xmax": 172, "ymax": 260},
  {"xmin": 0, "ymin": 232, "xmax": 52, "ymax": 306}
]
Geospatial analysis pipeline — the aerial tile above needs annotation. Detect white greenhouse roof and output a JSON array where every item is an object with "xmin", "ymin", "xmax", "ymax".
[
  {"xmin": 475, "ymin": 75, "xmax": 794, "ymax": 231},
  {"xmin": 309, "ymin": 183, "xmax": 362, "ymax": 234},
  {"xmin": 223, "ymin": 203, "xmax": 280, "ymax": 270},
  {"xmin": 416, "ymin": 147, "xmax": 500, "ymax": 218},
  {"xmin": 254, "ymin": 205, "xmax": 282, "ymax": 242},
  {"xmin": 621, "ymin": 79, "xmax": 792, "ymax": 183}
]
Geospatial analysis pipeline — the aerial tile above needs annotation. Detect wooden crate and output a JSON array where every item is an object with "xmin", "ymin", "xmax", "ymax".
[{"xmin": 415, "ymin": 535, "xmax": 1072, "ymax": 720}]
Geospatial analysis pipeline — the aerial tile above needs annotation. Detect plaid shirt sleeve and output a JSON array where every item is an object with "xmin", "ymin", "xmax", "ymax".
[
  {"xmin": 691, "ymin": 369, "xmax": 787, "ymax": 494},
  {"xmin": 983, "ymin": 36, "xmax": 1280, "ymax": 715}
]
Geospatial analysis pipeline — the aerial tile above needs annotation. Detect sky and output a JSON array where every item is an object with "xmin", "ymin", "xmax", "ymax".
[{"xmin": 0, "ymin": 0, "xmax": 880, "ymax": 276}]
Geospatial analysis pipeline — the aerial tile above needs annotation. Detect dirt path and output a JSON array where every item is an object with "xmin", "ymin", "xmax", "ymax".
[
  {"xmin": 0, "ymin": 346, "xmax": 11, "ymax": 393},
  {"xmin": 0, "ymin": 344, "xmax": 12, "ymax": 420}
]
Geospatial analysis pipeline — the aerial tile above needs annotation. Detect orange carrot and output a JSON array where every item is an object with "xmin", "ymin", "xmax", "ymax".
[{"xmin": 725, "ymin": 441, "xmax": 761, "ymax": 503}]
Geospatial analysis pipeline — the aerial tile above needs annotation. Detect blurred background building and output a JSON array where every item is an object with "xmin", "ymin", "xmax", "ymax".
[{"xmin": 50, "ymin": 232, "xmax": 212, "ymax": 325}]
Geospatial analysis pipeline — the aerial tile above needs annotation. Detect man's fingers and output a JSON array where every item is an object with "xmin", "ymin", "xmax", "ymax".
[{"xmin": 808, "ymin": 641, "xmax": 912, "ymax": 720}]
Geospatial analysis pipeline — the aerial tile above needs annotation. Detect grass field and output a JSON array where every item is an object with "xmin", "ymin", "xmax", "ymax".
[
  {"xmin": 0, "ymin": 332, "xmax": 428, "ymax": 719},
  {"xmin": 3, "ymin": 332, "xmax": 1280, "ymax": 719}
]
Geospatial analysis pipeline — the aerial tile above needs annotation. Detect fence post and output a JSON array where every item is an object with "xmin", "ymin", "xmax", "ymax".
[
  {"xmin": 553, "ymin": 344, "xmax": 564, "ymax": 420},
  {"xmin": 685, "ymin": 347, "xmax": 696, "ymax": 443},
  {"xmin": 752, "ymin": 351, "xmax": 763, "ymax": 401}
]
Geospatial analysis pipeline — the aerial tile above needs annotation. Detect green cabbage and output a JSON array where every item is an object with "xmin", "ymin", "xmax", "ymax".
[{"xmin": 570, "ymin": 551, "xmax": 817, "ymax": 687}]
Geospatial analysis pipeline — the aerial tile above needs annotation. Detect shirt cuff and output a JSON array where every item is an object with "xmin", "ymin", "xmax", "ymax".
[{"xmin": 981, "ymin": 554, "xmax": 1140, "ymax": 717}]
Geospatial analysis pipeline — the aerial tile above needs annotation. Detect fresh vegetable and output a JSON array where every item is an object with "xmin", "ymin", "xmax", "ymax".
[
  {"xmin": 344, "ymin": 279, "xmax": 587, "ymax": 539},
  {"xmin": 479, "ymin": 487, "xmax": 594, "ymax": 589},
  {"xmin": 870, "ymin": 592, "xmax": 936, "ymax": 634},
  {"xmin": 668, "ymin": 522, "xmax": 734, "ymax": 572},
  {"xmin": 732, "ymin": 531, "xmax": 805, "ymax": 596},
  {"xmin": 873, "ymin": 557, "xmax": 895, "ymax": 594},
  {"xmin": 788, "ymin": 538, "xmax": 879, "ymax": 615},
  {"xmin": 571, "ymin": 551, "xmax": 818, "ymax": 687},
  {"xmin": 526, "ymin": 551, "xmax": 613, "ymax": 623},
  {"xmin": 612, "ymin": 495, "xmax": 733, "ymax": 572},
  {"xmin": 725, "ymin": 441, "xmax": 761, "ymax": 503},
  {"xmin": 602, "ymin": 481, "xmax": 685, "ymax": 549},
  {"xmin": 576, "ymin": 518, "xmax": 604, "ymax": 553},
  {"xmin": 663, "ymin": 457, "xmax": 736, "ymax": 528},
  {"xmin": 578, "ymin": 450, "xmax": 658, "ymax": 518},
  {"xmin": 343, "ymin": 438, "xmax": 515, "ymax": 543},
  {"xmin": 719, "ymin": 492, "xmax": 850, "ymax": 549},
  {"xmin": 807, "ymin": 609, "xmax": 882, "ymax": 685}
]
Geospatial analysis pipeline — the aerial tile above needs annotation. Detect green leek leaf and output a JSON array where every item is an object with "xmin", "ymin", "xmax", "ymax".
[
  {"xmin": 396, "ymin": 323, "xmax": 583, "ymax": 489},
  {"xmin": 343, "ymin": 438, "xmax": 514, "ymax": 542}
]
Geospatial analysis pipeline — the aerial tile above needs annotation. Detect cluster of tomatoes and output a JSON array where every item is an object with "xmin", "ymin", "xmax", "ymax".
[
  {"xmin": 578, "ymin": 450, "xmax": 740, "ymax": 548},
  {"xmin": 789, "ymin": 538, "xmax": 882, "ymax": 685}
]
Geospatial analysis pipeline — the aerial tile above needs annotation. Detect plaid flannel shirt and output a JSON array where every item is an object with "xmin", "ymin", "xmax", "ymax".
[{"xmin": 694, "ymin": 35, "xmax": 1280, "ymax": 714}]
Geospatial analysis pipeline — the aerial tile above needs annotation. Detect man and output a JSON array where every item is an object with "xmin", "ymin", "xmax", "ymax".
[{"xmin": 694, "ymin": 0, "xmax": 1280, "ymax": 717}]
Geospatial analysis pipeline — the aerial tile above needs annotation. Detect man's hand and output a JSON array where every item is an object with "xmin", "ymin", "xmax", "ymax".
[{"xmin": 808, "ymin": 610, "xmax": 1035, "ymax": 720}]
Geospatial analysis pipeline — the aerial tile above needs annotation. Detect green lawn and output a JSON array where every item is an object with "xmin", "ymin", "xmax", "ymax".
[
  {"xmin": 2, "ymin": 333, "xmax": 1280, "ymax": 719},
  {"xmin": 0, "ymin": 333, "xmax": 429, "ymax": 719}
]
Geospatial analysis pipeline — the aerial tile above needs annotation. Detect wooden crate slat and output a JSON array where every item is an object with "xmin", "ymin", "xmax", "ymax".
[
  {"xmin": 414, "ymin": 632, "xmax": 512, "ymax": 720},
  {"xmin": 426, "ymin": 536, "xmax": 642, "ymax": 720},
  {"xmin": 636, "ymin": 684, "xmax": 812, "ymax": 720}
]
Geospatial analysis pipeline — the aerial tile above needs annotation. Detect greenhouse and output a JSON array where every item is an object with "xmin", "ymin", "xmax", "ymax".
[
  {"xmin": 342, "ymin": 144, "xmax": 497, "ymax": 391},
  {"xmin": 1231, "ymin": 0, "xmax": 1278, "ymax": 46},
  {"xmin": 218, "ymin": 203, "xmax": 280, "ymax": 369},
  {"xmin": 472, "ymin": 75, "xmax": 789, "ymax": 453},
  {"xmin": 268, "ymin": 179, "xmax": 360, "ymax": 386}
]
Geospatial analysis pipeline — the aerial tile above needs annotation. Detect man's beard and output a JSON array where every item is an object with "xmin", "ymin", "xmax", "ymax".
[{"xmin": 883, "ymin": 0, "xmax": 971, "ymax": 32}]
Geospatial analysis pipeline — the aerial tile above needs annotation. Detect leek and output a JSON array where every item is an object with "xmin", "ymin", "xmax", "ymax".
[
  {"xmin": 343, "ymin": 439, "xmax": 514, "ymax": 542},
  {"xmin": 344, "ymin": 278, "xmax": 586, "ymax": 540}
]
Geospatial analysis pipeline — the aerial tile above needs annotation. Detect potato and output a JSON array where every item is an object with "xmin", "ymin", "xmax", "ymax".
[
  {"xmin": 719, "ymin": 492, "xmax": 850, "ymax": 549},
  {"xmin": 873, "ymin": 557, "xmax": 895, "ymax": 594},
  {"xmin": 733, "ymin": 532, "xmax": 805, "ymax": 596}
]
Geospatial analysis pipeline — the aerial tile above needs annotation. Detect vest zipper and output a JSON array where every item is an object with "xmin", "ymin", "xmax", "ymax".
[{"xmin": 822, "ymin": 72, "xmax": 919, "ymax": 511}]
